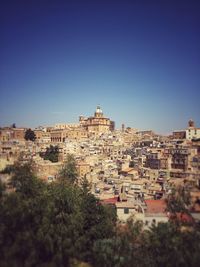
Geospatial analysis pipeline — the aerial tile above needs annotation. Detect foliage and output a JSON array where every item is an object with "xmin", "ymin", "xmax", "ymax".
[
  {"xmin": 59, "ymin": 154, "xmax": 78, "ymax": 184},
  {"xmin": 0, "ymin": 180, "xmax": 6, "ymax": 198},
  {"xmin": 1, "ymin": 161, "xmax": 200, "ymax": 267},
  {"xmin": 92, "ymin": 220, "xmax": 200, "ymax": 267},
  {"xmin": 0, "ymin": 164, "xmax": 15, "ymax": 174},
  {"xmin": 166, "ymin": 185, "xmax": 191, "ymax": 214},
  {"xmin": 0, "ymin": 161, "xmax": 116, "ymax": 267},
  {"xmin": 40, "ymin": 145, "xmax": 59, "ymax": 162},
  {"xmin": 24, "ymin": 128, "xmax": 36, "ymax": 141}
]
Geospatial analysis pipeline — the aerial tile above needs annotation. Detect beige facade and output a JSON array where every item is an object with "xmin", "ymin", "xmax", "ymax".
[
  {"xmin": 0, "ymin": 128, "xmax": 25, "ymax": 142},
  {"xmin": 79, "ymin": 106, "xmax": 114, "ymax": 134},
  {"xmin": 67, "ymin": 128, "xmax": 88, "ymax": 140},
  {"xmin": 172, "ymin": 130, "xmax": 186, "ymax": 140},
  {"xmin": 116, "ymin": 202, "xmax": 144, "ymax": 222},
  {"xmin": 54, "ymin": 123, "xmax": 79, "ymax": 130},
  {"xmin": 34, "ymin": 129, "xmax": 51, "ymax": 142},
  {"xmin": 12, "ymin": 128, "xmax": 25, "ymax": 141},
  {"xmin": 0, "ymin": 129, "xmax": 11, "ymax": 142},
  {"xmin": 50, "ymin": 129, "xmax": 68, "ymax": 143},
  {"xmin": 50, "ymin": 127, "xmax": 88, "ymax": 143},
  {"xmin": 77, "ymin": 161, "xmax": 91, "ymax": 177},
  {"xmin": 34, "ymin": 159, "xmax": 62, "ymax": 181},
  {"xmin": 186, "ymin": 127, "xmax": 200, "ymax": 140}
]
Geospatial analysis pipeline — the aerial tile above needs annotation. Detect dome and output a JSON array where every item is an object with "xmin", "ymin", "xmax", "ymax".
[
  {"xmin": 95, "ymin": 106, "xmax": 103, "ymax": 114},
  {"xmin": 94, "ymin": 106, "xmax": 104, "ymax": 117}
]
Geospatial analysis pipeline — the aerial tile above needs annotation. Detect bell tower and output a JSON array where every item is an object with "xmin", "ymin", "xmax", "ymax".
[{"xmin": 188, "ymin": 119, "xmax": 195, "ymax": 128}]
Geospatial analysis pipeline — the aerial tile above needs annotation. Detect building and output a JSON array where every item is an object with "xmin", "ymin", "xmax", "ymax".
[
  {"xmin": 76, "ymin": 161, "xmax": 91, "ymax": 178},
  {"xmin": 34, "ymin": 129, "xmax": 51, "ymax": 143},
  {"xmin": 172, "ymin": 130, "xmax": 186, "ymax": 140},
  {"xmin": 67, "ymin": 128, "xmax": 88, "ymax": 140},
  {"xmin": 54, "ymin": 123, "xmax": 79, "ymax": 130},
  {"xmin": 186, "ymin": 120, "xmax": 200, "ymax": 140},
  {"xmin": 0, "ymin": 127, "xmax": 25, "ymax": 142},
  {"xmin": 50, "ymin": 129, "xmax": 68, "ymax": 143},
  {"xmin": 144, "ymin": 199, "xmax": 168, "ymax": 227},
  {"xmin": 79, "ymin": 106, "xmax": 115, "ymax": 134}
]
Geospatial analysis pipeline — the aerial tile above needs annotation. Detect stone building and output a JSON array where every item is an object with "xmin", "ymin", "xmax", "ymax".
[
  {"xmin": 186, "ymin": 119, "xmax": 200, "ymax": 140},
  {"xmin": 76, "ymin": 161, "xmax": 91, "ymax": 178},
  {"xmin": 50, "ymin": 129, "xmax": 68, "ymax": 143},
  {"xmin": 0, "ymin": 127, "xmax": 25, "ymax": 142},
  {"xmin": 79, "ymin": 106, "xmax": 115, "ymax": 134},
  {"xmin": 67, "ymin": 128, "xmax": 88, "ymax": 140}
]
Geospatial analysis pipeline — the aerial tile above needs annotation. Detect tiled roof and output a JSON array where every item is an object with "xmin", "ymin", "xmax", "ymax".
[
  {"xmin": 101, "ymin": 197, "xmax": 118, "ymax": 204},
  {"xmin": 145, "ymin": 199, "xmax": 166, "ymax": 214}
]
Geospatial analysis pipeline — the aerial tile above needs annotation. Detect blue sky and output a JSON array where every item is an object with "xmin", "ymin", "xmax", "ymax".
[{"xmin": 0, "ymin": 0, "xmax": 200, "ymax": 134}]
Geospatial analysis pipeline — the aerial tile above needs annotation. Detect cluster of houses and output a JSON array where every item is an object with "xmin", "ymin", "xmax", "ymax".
[{"xmin": 0, "ymin": 108, "xmax": 200, "ymax": 225}]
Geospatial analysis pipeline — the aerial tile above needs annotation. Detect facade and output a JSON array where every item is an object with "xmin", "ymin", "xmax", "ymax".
[
  {"xmin": 12, "ymin": 128, "xmax": 25, "ymax": 141},
  {"xmin": 116, "ymin": 201, "xmax": 144, "ymax": 222},
  {"xmin": 145, "ymin": 152, "xmax": 161, "ymax": 169},
  {"xmin": 172, "ymin": 130, "xmax": 186, "ymax": 140},
  {"xmin": 79, "ymin": 106, "xmax": 114, "ymax": 134},
  {"xmin": 186, "ymin": 128, "xmax": 200, "ymax": 140},
  {"xmin": 186, "ymin": 120, "xmax": 200, "ymax": 140},
  {"xmin": 67, "ymin": 128, "xmax": 88, "ymax": 140},
  {"xmin": 0, "ymin": 127, "xmax": 25, "ymax": 142},
  {"xmin": 76, "ymin": 161, "xmax": 91, "ymax": 177},
  {"xmin": 54, "ymin": 123, "xmax": 79, "ymax": 130},
  {"xmin": 50, "ymin": 129, "xmax": 68, "ymax": 143},
  {"xmin": 34, "ymin": 129, "xmax": 51, "ymax": 143}
]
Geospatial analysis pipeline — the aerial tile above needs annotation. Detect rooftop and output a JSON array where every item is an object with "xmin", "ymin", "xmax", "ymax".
[{"xmin": 145, "ymin": 199, "xmax": 166, "ymax": 214}]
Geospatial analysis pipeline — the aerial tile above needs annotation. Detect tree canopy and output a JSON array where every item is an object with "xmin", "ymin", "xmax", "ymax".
[
  {"xmin": 0, "ymin": 161, "xmax": 200, "ymax": 267},
  {"xmin": 0, "ymin": 160, "xmax": 116, "ymax": 266},
  {"xmin": 24, "ymin": 128, "xmax": 36, "ymax": 141},
  {"xmin": 59, "ymin": 154, "xmax": 78, "ymax": 184},
  {"xmin": 40, "ymin": 145, "xmax": 59, "ymax": 162}
]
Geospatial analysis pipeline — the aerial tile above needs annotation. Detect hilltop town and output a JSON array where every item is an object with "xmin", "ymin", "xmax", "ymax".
[{"xmin": 1, "ymin": 106, "xmax": 200, "ymax": 224}]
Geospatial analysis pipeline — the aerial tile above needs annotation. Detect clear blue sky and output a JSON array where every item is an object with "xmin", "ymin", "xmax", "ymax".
[{"xmin": 1, "ymin": 0, "xmax": 200, "ymax": 134}]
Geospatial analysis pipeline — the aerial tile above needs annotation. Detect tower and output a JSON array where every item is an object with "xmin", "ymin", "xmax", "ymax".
[{"xmin": 188, "ymin": 119, "xmax": 195, "ymax": 128}]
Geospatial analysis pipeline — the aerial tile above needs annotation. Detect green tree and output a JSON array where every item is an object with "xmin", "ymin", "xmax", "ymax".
[
  {"xmin": 40, "ymin": 145, "xmax": 59, "ymax": 162},
  {"xmin": 166, "ymin": 185, "xmax": 191, "ymax": 214},
  {"xmin": 11, "ymin": 161, "xmax": 45, "ymax": 197},
  {"xmin": 144, "ymin": 222, "xmax": 200, "ymax": 267},
  {"xmin": 11, "ymin": 123, "xmax": 16, "ymax": 128},
  {"xmin": 24, "ymin": 128, "xmax": 36, "ymax": 141},
  {"xmin": 0, "ymin": 161, "xmax": 117, "ymax": 266},
  {"xmin": 0, "ymin": 180, "xmax": 6, "ymax": 198},
  {"xmin": 59, "ymin": 154, "xmax": 78, "ymax": 184}
]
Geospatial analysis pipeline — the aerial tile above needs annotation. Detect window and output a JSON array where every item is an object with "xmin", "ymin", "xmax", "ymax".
[{"xmin": 124, "ymin": 208, "xmax": 129, "ymax": 214}]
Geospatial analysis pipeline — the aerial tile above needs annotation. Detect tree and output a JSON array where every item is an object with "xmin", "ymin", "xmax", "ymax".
[
  {"xmin": 0, "ymin": 180, "xmax": 6, "ymax": 199},
  {"xmin": 40, "ymin": 145, "xmax": 59, "ymax": 162},
  {"xmin": 59, "ymin": 154, "xmax": 78, "ymax": 184},
  {"xmin": 24, "ymin": 128, "xmax": 36, "ymax": 141},
  {"xmin": 0, "ymin": 161, "xmax": 117, "ymax": 267},
  {"xmin": 11, "ymin": 123, "xmax": 16, "ymax": 128},
  {"xmin": 166, "ymin": 185, "xmax": 191, "ymax": 214},
  {"xmin": 10, "ymin": 161, "xmax": 45, "ymax": 197}
]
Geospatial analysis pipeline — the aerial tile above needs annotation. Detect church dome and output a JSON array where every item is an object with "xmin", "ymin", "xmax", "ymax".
[
  {"xmin": 94, "ymin": 106, "xmax": 103, "ymax": 118},
  {"xmin": 96, "ymin": 106, "xmax": 103, "ymax": 114}
]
